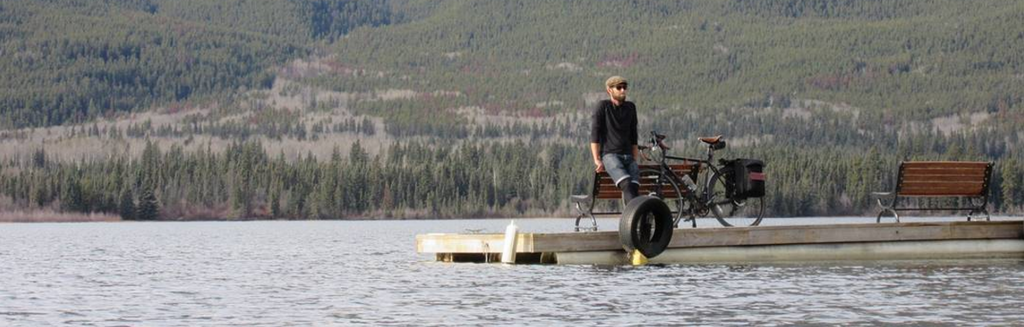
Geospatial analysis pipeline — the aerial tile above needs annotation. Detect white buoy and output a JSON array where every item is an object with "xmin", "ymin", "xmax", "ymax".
[{"xmin": 501, "ymin": 220, "xmax": 519, "ymax": 264}]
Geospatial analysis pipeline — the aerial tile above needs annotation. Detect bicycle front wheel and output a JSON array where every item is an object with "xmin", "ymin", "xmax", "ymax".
[
  {"xmin": 639, "ymin": 168, "xmax": 692, "ymax": 228},
  {"xmin": 707, "ymin": 171, "xmax": 764, "ymax": 227}
]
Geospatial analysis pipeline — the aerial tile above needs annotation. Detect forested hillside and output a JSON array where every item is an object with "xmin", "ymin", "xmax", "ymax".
[
  {"xmin": 0, "ymin": 0, "xmax": 391, "ymax": 127},
  {"xmin": 1, "ymin": 0, "xmax": 1022, "ymax": 220},
  {"xmin": 321, "ymin": 0, "xmax": 1022, "ymax": 141}
]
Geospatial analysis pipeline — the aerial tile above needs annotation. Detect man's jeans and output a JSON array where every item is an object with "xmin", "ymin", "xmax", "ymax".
[{"xmin": 601, "ymin": 153, "xmax": 640, "ymax": 187}]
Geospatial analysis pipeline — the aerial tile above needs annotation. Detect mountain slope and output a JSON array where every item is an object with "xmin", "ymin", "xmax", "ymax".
[
  {"xmin": 316, "ymin": 0, "xmax": 1022, "ymax": 144},
  {"xmin": 0, "ymin": 0, "xmax": 394, "ymax": 128},
  {"xmin": 2, "ymin": 0, "xmax": 1023, "ymax": 219}
]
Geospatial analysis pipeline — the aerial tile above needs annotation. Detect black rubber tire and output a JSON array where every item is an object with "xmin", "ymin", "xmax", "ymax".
[
  {"xmin": 618, "ymin": 196, "xmax": 674, "ymax": 258},
  {"xmin": 638, "ymin": 168, "xmax": 690, "ymax": 228}
]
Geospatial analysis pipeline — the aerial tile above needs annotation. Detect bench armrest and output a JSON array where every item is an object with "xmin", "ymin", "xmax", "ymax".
[
  {"xmin": 870, "ymin": 192, "xmax": 893, "ymax": 198},
  {"xmin": 570, "ymin": 195, "xmax": 592, "ymax": 203}
]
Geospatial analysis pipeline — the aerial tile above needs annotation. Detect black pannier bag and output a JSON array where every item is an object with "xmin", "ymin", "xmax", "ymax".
[{"xmin": 731, "ymin": 159, "xmax": 765, "ymax": 199}]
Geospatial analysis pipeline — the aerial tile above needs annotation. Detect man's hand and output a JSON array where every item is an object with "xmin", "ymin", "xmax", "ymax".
[{"xmin": 591, "ymin": 143, "xmax": 604, "ymax": 173}]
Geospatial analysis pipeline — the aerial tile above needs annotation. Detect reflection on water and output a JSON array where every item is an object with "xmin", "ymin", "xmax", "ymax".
[{"xmin": 2, "ymin": 218, "xmax": 1023, "ymax": 325}]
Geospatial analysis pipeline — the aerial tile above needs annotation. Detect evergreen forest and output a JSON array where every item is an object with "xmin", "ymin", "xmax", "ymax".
[{"xmin": 1, "ymin": 0, "xmax": 1022, "ymax": 220}]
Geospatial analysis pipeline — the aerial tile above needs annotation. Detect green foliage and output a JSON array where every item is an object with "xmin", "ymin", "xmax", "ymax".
[
  {"xmin": 1000, "ymin": 159, "xmax": 1020, "ymax": 212},
  {"xmin": 59, "ymin": 172, "xmax": 84, "ymax": 212},
  {"xmin": 119, "ymin": 186, "xmax": 135, "ymax": 220},
  {"xmin": 2, "ymin": 0, "xmax": 1024, "ymax": 219},
  {"xmin": 155, "ymin": 0, "xmax": 392, "ymax": 42},
  {"xmin": 0, "ymin": 0, "xmax": 391, "ymax": 128},
  {"xmin": 137, "ymin": 185, "xmax": 159, "ymax": 220},
  {"xmin": 318, "ymin": 0, "xmax": 1023, "ymax": 141},
  {"xmin": 3, "ymin": 140, "xmax": 1021, "ymax": 219}
]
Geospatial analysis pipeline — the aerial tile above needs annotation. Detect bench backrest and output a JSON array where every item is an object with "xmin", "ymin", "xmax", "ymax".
[
  {"xmin": 593, "ymin": 164, "xmax": 699, "ymax": 199},
  {"xmin": 896, "ymin": 161, "xmax": 993, "ymax": 197}
]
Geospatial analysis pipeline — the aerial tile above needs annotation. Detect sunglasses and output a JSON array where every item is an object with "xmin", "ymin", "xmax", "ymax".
[{"xmin": 613, "ymin": 85, "xmax": 628, "ymax": 90}]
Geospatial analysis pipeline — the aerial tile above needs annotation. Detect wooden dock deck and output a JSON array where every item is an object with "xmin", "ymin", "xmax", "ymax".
[{"xmin": 416, "ymin": 221, "xmax": 1024, "ymax": 265}]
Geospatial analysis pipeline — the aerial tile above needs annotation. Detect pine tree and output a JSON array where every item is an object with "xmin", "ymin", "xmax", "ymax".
[
  {"xmin": 137, "ymin": 186, "xmax": 160, "ymax": 220},
  {"xmin": 1001, "ymin": 159, "xmax": 1019, "ymax": 213},
  {"xmin": 59, "ymin": 174, "xmax": 84, "ymax": 213},
  {"xmin": 119, "ymin": 186, "xmax": 136, "ymax": 220},
  {"xmin": 33, "ymin": 148, "xmax": 46, "ymax": 169},
  {"xmin": 269, "ymin": 184, "xmax": 282, "ymax": 218}
]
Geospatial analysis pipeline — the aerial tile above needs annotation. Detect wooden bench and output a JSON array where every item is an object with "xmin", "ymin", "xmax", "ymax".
[
  {"xmin": 571, "ymin": 164, "xmax": 699, "ymax": 231},
  {"xmin": 872, "ymin": 161, "xmax": 994, "ymax": 223}
]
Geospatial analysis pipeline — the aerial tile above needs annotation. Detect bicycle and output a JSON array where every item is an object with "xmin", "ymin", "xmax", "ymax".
[{"xmin": 638, "ymin": 131, "xmax": 766, "ymax": 227}]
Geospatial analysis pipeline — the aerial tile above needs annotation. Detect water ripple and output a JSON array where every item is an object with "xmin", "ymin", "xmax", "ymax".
[{"xmin": 2, "ymin": 219, "xmax": 1024, "ymax": 325}]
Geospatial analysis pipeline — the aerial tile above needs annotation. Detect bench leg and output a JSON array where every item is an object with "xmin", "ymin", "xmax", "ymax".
[
  {"xmin": 876, "ymin": 208, "xmax": 899, "ymax": 223},
  {"xmin": 574, "ymin": 202, "xmax": 585, "ymax": 232},
  {"xmin": 875, "ymin": 197, "xmax": 900, "ymax": 223},
  {"xmin": 573, "ymin": 213, "xmax": 597, "ymax": 232},
  {"xmin": 967, "ymin": 208, "xmax": 991, "ymax": 222},
  {"xmin": 587, "ymin": 213, "xmax": 598, "ymax": 231},
  {"xmin": 967, "ymin": 198, "xmax": 991, "ymax": 222},
  {"xmin": 573, "ymin": 201, "xmax": 599, "ymax": 232}
]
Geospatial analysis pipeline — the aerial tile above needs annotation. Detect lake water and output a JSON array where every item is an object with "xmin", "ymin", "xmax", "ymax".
[{"xmin": 3, "ymin": 217, "xmax": 1024, "ymax": 326}]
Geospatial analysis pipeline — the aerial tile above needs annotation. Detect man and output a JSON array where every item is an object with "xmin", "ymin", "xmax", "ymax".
[{"xmin": 591, "ymin": 76, "xmax": 641, "ymax": 204}]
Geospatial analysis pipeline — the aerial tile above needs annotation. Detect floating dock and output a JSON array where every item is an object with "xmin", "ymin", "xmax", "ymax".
[{"xmin": 416, "ymin": 221, "xmax": 1024, "ymax": 265}]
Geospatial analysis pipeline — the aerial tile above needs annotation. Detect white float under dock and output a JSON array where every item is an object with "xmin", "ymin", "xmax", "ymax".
[{"xmin": 416, "ymin": 221, "xmax": 1024, "ymax": 265}]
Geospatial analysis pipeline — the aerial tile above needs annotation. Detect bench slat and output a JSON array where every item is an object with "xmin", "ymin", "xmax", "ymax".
[
  {"xmin": 902, "ymin": 174, "xmax": 989, "ymax": 182},
  {"xmin": 901, "ymin": 181, "xmax": 985, "ymax": 187},
  {"xmin": 595, "ymin": 192, "xmax": 687, "ymax": 199},
  {"xmin": 900, "ymin": 183, "xmax": 985, "ymax": 190},
  {"xmin": 903, "ymin": 165, "xmax": 989, "ymax": 171},
  {"xmin": 902, "ymin": 169, "xmax": 988, "ymax": 176},
  {"xmin": 597, "ymin": 186, "xmax": 620, "ymax": 193},
  {"xmin": 599, "ymin": 185, "xmax": 686, "ymax": 193},
  {"xmin": 595, "ymin": 175, "xmax": 694, "ymax": 182},
  {"xmin": 900, "ymin": 185, "xmax": 985, "ymax": 195},
  {"xmin": 901, "ymin": 161, "xmax": 990, "ymax": 169},
  {"xmin": 900, "ymin": 190, "xmax": 985, "ymax": 197},
  {"xmin": 899, "ymin": 185, "xmax": 985, "ymax": 196}
]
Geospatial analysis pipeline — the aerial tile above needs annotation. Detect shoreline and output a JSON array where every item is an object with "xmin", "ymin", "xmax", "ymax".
[
  {"xmin": 0, "ymin": 211, "xmax": 121, "ymax": 223},
  {"xmin": 4, "ymin": 214, "xmax": 1020, "ymax": 223}
]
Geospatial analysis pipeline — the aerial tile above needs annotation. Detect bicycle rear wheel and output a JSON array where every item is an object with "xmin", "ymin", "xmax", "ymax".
[
  {"xmin": 639, "ymin": 168, "xmax": 692, "ymax": 228},
  {"xmin": 707, "ymin": 171, "xmax": 764, "ymax": 227}
]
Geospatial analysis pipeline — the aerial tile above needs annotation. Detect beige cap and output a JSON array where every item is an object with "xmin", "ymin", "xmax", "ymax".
[{"xmin": 605, "ymin": 76, "xmax": 628, "ymax": 88}]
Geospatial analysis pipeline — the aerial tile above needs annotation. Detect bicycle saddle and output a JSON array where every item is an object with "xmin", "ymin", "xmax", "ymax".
[{"xmin": 699, "ymin": 135, "xmax": 723, "ymax": 144}]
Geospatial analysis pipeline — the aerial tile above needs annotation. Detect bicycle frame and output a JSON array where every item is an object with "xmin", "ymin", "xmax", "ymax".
[
  {"xmin": 642, "ymin": 130, "xmax": 765, "ymax": 228},
  {"xmin": 656, "ymin": 149, "xmax": 722, "ymax": 220}
]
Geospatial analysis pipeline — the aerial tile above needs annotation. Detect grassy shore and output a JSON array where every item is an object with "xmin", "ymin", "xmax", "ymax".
[{"xmin": 0, "ymin": 210, "xmax": 121, "ymax": 223}]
